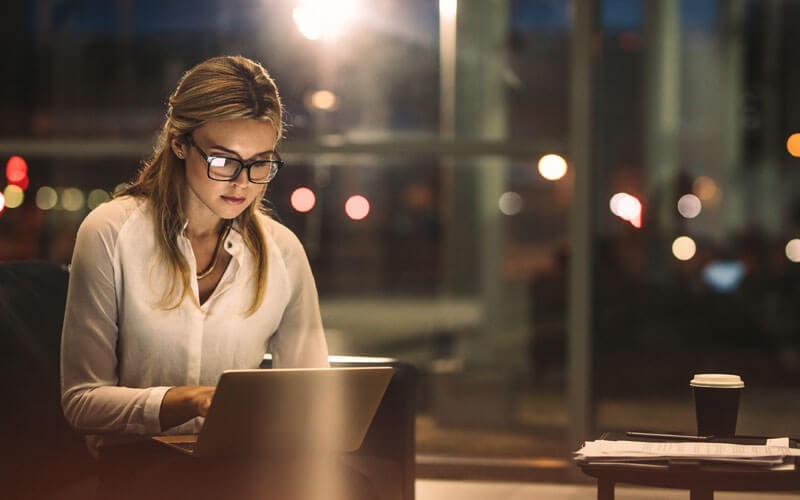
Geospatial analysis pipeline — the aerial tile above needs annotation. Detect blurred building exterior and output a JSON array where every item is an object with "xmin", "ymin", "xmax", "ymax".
[{"xmin": 2, "ymin": 0, "xmax": 800, "ymax": 478}]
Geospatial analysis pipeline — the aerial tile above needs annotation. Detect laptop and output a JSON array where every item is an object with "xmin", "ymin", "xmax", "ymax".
[{"xmin": 152, "ymin": 366, "xmax": 394, "ymax": 457}]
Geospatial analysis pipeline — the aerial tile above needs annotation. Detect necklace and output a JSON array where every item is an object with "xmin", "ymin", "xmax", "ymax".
[{"xmin": 196, "ymin": 222, "xmax": 232, "ymax": 280}]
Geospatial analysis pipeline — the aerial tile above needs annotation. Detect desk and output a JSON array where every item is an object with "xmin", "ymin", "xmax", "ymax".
[{"xmin": 578, "ymin": 434, "xmax": 800, "ymax": 500}]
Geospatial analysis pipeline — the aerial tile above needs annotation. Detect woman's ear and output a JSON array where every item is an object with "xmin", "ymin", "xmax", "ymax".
[{"xmin": 170, "ymin": 137, "xmax": 187, "ymax": 160}]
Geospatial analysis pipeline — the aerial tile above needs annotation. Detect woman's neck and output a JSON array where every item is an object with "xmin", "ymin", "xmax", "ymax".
[{"xmin": 186, "ymin": 218, "xmax": 226, "ymax": 240}]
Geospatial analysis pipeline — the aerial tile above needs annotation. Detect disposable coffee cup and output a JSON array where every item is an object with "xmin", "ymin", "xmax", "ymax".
[{"xmin": 690, "ymin": 373, "xmax": 744, "ymax": 437}]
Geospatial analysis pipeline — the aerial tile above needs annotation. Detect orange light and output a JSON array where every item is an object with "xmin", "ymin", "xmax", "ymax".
[
  {"xmin": 6, "ymin": 156, "xmax": 28, "ymax": 183},
  {"xmin": 345, "ymin": 195, "xmax": 370, "ymax": 221},
  {"xmin": 693, "ymin": 176, "xmax": 718, "ymax": 201},
  {"xmin": 787, "ymin": 133, "xmax": 800, "ymax": 158},
  {"xmin": 291, "ymin": 187, "xmax": 316, "ymax": 213}
]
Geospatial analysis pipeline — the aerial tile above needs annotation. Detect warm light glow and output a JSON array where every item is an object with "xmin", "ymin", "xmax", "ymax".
[
  {"xmin": 6, "ymin": 156, "xmax": 28, "ymax": 183},
  {"xmin": 693, "ymin": 176, "xmax": 718, "ymax": 202},
  {"xmin": 36, "ymin": 186, "xmax": 57, "ymax": 210},
  {"xmin": 3, "ymin": 185, "xmax": 24, "ymax": 208},
  {"xmin": 786, "ymin": 239, "xmax": 800, "ymax": 263},
  {"xmin": 291, "ymin": 187, "xmax": 316, "ymax": 213},
  {"xmin": 677, "ymin": 194, "xmax": 702, "ymax": 219},
  {"xmin": 537, "ymin": 154, "xmax": 567, "ymax": 181},
  {"xmin": 609, "ymin": 193, "xmax": 627, "ymax": 216},
  {"xmin": 87, "ymin": 189, "xmax": 110, "ymax": 210},
  {"xmin": 787, "ymin": 133, "xmax": 800, "ymax": 158},
  {"xmin": 114, "ymin": 183, "xmax": 130, "ymax": 194},
  {"xmin": 672, "ymin": 236, "xmax": 697, "ymax": 261},
  {"xmin": 293, "ymin": 0, "xmax": 361, "ymax": 41},
  {"xmin": 498, "ymin": 192, "xmax": 523, "ymax": 215},
  {"xmin": 439, "ymin": 0, "xmax": 457, "ymax": 19},
  {"xmin": 609, "ymin": 192, "xmax": 642, "ymax": 227},
  {"xmin": 616, "ymin": 195, "xmax": 640, "ymax": 221},
  {"xmin": 310, "ymin": 90, "xmax": 337, "ymax": 111},
  {"xmin": 0, "ymin": 191, "xmax": 5, "ymax": 212},
  {"xmin": 61, "ymin": 188, "xmax": 85, "ymax": 212},
  {"xmin": 345, "ymin": 195, "xmax": 370, "ymax": 220}
]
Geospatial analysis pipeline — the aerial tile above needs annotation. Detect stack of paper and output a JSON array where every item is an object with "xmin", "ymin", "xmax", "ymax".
[{"xmin": 574, "ymin": 439, "xmax": 800, "ymax": 469}]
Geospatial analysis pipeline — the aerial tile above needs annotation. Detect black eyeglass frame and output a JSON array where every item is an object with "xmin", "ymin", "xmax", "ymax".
[{"xmin": 184, "ymin": 135, "xmax": 284, "ymax": 184}]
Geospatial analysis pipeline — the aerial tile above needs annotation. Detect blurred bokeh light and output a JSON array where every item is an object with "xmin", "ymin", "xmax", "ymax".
[
  {"xmin": 6, "ymin": 156, "xmax": 28, "ymax": 183},
  {"xmin": 36, "ymin": 186, "xmax": 58, "ymax": 210},
  {"xmin": 87, "ymin": 189, "xmax": 111, "ymax": 210},
  {"xmin": 692, "ymin": 176, "xmax": 719, "ymax": 202},
  {"xmin": 3, "ymin": 185, "xmax": 24, "ymax": 209},
  {"xmin": 787, "ymin": 133, "xmax": 800, "ymax": 158},
  {"xmin": 498, "ymin": 192, "xmax": 523, "ymax": 215},
  {"xmin": 609, "ymin": 192, "xmax": 642, "ymax": 228},
  {"xmin": 537, "ymin": 154, "xmax": 567, "ymax": 181},
  {"xmin": 672, "ymin": 236, "xmax": 697, "ymax": 261},
  {"xmin": 309, "ymin": 90, "xmax": 337, "ymax": 111},
  {"xmin": 291, "ymin": 187, "xmax": 317, "ymax": 213},
  {"xmin": 61, "ymin": 188, "xmax": 85, "ymax": 212},
  {"xmin": 786, "ymin": 239, "xmax": 800, "ymax": 263},
  {"xmin": 677, "ymin": 194, "xmax": 702, "ymax": 219},
  {"xmin": 345, "ymin": 195, "xmax": 370, "ymax": 220}
]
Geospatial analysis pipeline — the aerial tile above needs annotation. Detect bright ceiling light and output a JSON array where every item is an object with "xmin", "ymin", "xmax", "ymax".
[
  {"xmin": 439, "ymin": 0, "xmax": 458, "ymax": 20},
  {"xmin": 293, "ymin": 0, "xmax": 361, "ymax": 41}
]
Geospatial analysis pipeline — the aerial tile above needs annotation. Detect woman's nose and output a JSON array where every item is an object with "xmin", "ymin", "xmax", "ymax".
[{"xmin": 231, "ymin": 167, "xmax": 249, "ymax": 186}]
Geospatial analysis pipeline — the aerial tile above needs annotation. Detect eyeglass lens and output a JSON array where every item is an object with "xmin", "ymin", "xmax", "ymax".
[{"xmin": 207, "ymin": 156, "xmax": 279, "ymax": 182}]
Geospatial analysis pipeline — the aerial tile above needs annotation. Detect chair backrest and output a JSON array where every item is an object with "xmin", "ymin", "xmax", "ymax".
[{"xmin": 0, "ymin": 261, "xmax": 92, "ymax": 498}]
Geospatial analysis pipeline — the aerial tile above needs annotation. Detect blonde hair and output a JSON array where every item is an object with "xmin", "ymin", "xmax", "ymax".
[{"xmin": 120, "ymin": 55, "xmax": 282, "ymax": 314}]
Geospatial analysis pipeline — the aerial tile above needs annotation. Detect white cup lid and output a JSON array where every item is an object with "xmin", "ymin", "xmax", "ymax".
[{"xmin": 690, "ymin": 373, "xmax": 744, "ymax": 388}]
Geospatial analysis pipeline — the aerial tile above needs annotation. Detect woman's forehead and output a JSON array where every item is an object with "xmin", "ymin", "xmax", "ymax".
[{"xmin": 194, "ymin": 119, "xmax": 278, "ymax": 153}]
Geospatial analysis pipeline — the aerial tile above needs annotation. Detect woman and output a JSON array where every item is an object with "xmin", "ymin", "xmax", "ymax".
[{"xmin": 60, "ymin": 56, "xmax": 351, "ymax": 499}]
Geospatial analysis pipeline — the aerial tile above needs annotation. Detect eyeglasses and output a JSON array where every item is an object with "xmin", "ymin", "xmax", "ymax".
[{"xmin": 185, "ymin": 135, "xmax": 284, "ymax": 184}]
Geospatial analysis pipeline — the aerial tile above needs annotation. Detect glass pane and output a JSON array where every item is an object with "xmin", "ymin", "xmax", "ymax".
[{"xmin": 593, "ymin": 0, "xmax": 800, "ymax": 440}]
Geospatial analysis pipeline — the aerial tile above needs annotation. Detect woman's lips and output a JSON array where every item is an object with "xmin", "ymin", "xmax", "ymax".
[{"xmin": 221, "ymin": 195, "xmax": 246, "ymax": 205}]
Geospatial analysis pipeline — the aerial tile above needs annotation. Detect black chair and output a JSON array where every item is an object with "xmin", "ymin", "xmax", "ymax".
[
  {"xmin": 0, "ymin": 261, "xmax": 417, "ymax": 500},
  {"xmin": 0, "ymin": 261, "xmax": 94, "ymax": 499}
]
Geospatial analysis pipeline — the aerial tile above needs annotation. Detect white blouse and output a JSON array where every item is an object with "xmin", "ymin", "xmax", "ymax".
[{"xmin": 60, "ymin": 196, "xmax": 328, "ymax": 452}]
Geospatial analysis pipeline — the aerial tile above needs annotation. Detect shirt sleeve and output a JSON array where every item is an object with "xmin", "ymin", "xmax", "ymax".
[
  {"xmin": 268, "ymin": 224, "xmax": 329, "ymax": 369},
  {"xmin": 60, "ymin": 204, "xmax": 170, "ymax": 435}
]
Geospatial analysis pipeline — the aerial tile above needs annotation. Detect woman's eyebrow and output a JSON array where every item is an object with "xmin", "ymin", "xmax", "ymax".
[{"xmin": 207, "ymin": 144, "xmax": 275, "ymax": 158}]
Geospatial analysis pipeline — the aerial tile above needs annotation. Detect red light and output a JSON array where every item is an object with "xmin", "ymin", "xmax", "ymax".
[
  {"xmin": 6, "ymin": 156, "xmax": 28, "ymax": 183},
  {"xmin": 8, "ymin": 176, "xmax": 29, "ymax": 190}
]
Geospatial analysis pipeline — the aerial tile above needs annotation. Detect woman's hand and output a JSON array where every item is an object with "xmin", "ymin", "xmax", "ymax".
[{"xmin": 159, "ymin": 385, "xmax": 216, "ymax": 432}]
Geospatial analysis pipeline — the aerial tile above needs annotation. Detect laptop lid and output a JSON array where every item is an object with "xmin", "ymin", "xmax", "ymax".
[{"xmin": 193, "ymin": 366, "xmax": 393, "ymax": 457}]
